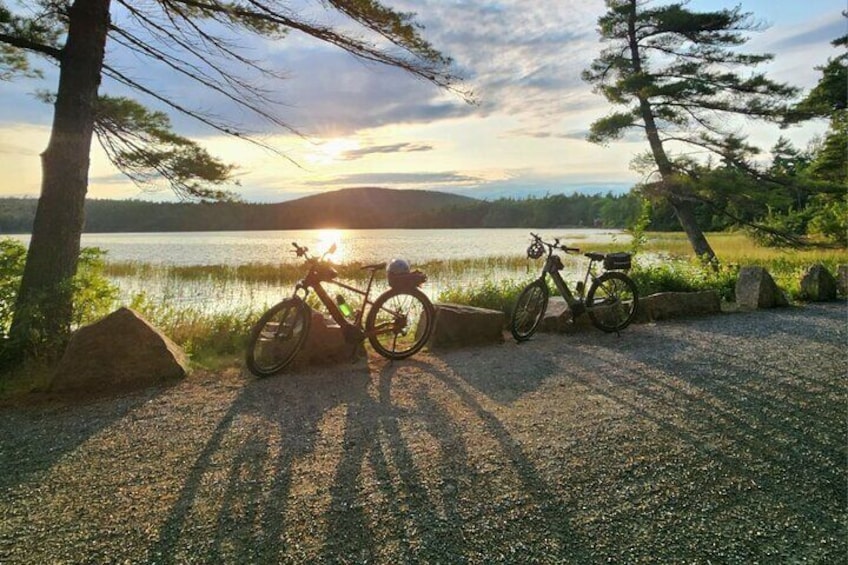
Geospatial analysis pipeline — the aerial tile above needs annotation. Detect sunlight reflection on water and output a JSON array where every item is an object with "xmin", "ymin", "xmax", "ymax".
[{"xmin": 10, "ymin": 228, "xmax": 633, "ymax": 313}]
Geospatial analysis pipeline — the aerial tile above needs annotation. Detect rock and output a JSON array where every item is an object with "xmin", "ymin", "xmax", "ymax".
[
  {"xmin": 52, "ymin": 307, "xmax": 189, "ymax": 393},
  {"xmin": 838, "ymin": 265, "xmax": 848, "ymax": 298},
  {"xmin": 428, "ymin": 303, "xmax": 505, "ymax": 348},
  {"xmin": 634, "ymin": 291, "xmax": 721, "ymax": 322},
  {"xmin": 540, "ymin": 297, "xmax": 593, "ymax": 333},
  {"xmin": 735, "ymin": 266, "xmax": 789, "ymax": 310},
  {"xmin": 294, "ymin": 309, "xmax": 357, "ymax": 366},
  {"xmin": 800, "ymin": 264, "xmax": 838, "ymax": 302}
]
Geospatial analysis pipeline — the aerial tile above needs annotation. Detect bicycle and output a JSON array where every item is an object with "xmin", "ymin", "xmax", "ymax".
[
  {"xmin": 245, "ymin": 242, "xmax": 435, "ymax": 377},
  {"xmin": 510, "ymin": 233, "xmax": 639, "ymax": 341}
]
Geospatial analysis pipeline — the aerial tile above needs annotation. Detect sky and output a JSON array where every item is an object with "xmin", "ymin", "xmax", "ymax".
[{"xmin": 0, "ymin": 0, "xmax": 844, "ymax": 203}]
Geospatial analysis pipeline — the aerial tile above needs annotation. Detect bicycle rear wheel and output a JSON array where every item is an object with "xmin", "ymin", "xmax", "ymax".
[
  {"xmin": 245, "ymin": 298, "xmax": 311, "ymax": 376},
  {"xmin": 586, "ymin": 272, "xmax": 639, "ymax": 333},
  {"xmin": 366, "ymin": 287, "xmax": 434, "ymax": 360},
  {"xmin": 510, "ymin": 280, "xmax": 549, "ymax": 341}
]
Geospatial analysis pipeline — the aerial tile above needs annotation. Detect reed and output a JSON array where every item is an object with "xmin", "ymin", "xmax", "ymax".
[{"xmin": 98, "ymin": 232, "xmax": 845, "ymax": 365}]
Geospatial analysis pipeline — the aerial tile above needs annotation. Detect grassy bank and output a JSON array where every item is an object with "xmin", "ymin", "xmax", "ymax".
[{"xmin": 96, "ymin": 232, "xmax": 848, "ymax": 367}]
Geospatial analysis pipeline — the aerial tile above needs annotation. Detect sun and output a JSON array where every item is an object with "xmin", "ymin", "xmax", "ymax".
[
  {"xmin": 307, "ymin": 138, "xmax": 360, "ymax": 164},
  {"xmin": 317, "ymin": 228, "xmax": 346, "ymax": 262}
]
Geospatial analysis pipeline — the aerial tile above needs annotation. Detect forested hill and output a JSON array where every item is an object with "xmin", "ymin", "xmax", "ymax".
[{"xmin": 0, "ymin": 187, "xmax": 642, "ymax": 233}]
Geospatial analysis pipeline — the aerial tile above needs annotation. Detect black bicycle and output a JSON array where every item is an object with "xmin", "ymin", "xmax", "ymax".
[
  {"xmin": 510, "ymin": 233, "xmax": 639, "ymax": 341},
  {"xmin": 245, "ymin": 242, "xmax": 435, "ymax": 376}
]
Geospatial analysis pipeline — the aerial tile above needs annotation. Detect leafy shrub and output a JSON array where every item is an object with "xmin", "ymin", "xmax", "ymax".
[
  {"xmin": 438, "ymin": 278, "xmax": 529, "ymax": 317},
  {"xmin": 0, "ymin": 239, "xmax": 119, "ymax": 341},
  {"xmin": 630, "ymin": 261, "xmax": 738, "ymax": 302},
  {"xmin": 0, "ymin": 239, "xmax": 27, "ymax": 340}
]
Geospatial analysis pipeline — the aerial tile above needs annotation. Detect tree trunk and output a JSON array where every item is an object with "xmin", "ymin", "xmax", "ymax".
[
  {"xmin": 624, "ymin": 0, "xmax": 717, "ymax": 264},
  {"xmin": 8, "ymin": 0, "xmax": 111, "ymax": 357}
]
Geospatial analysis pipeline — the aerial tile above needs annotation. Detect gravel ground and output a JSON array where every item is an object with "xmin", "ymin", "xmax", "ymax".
[{"xmin": 1, "ymin": 303, "xmax": 846, "ymax": 564}]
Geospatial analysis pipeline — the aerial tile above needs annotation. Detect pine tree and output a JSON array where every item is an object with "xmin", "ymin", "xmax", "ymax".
[{"xmin": 583, "ymin": 0, "xmax": 798, "ymax": 262}]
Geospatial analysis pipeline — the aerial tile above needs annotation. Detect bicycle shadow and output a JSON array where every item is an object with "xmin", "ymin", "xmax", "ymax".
[
  {"xmin": 149, "ymin": 361, "xmax": 373, "ymax": 563},
  {"xmin": 318, "ymin": 355, "xmax": 591, "ymax": 563}
]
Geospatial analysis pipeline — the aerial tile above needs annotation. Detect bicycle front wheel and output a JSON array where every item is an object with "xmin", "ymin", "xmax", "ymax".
[
  {"xmin": 586, "ymin": 272, "xmax": 639, "ymax": 333},
  {"xmin": 366, "ymin": 287, "xmax": 434, "ymax": 360},
  {"xmin": 245, "ymin": 298, "xmax": 311, "ymax": 377},
  {"xmin": 510, "ymin": 280, "xmax": 549, "ymax": 342}
]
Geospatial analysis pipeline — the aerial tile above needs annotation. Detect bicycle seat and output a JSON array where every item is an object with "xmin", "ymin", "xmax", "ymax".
[
  {"xmin": 362, "ymin": 262, "xmax": 387, "ymax": 271},
  {"xmin": 584, "ymin": 252, "xmax": 605, "ymax": 261}
]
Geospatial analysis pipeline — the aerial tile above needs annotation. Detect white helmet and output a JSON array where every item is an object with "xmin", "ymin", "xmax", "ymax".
[{"xmin": 387, "ymin": 258, "xmax": 410, "ymax": 275}]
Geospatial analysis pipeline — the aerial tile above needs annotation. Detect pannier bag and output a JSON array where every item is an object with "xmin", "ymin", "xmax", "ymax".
[
  {"xmin": 603, "ymin": 252, "xmax": 632, "ymax": 271},
  {"xmin": 388, "ymin": 270, "xmax": 428, "ymax": 289}
]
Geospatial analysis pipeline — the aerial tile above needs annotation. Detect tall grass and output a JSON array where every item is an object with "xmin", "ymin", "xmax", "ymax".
[{"xmin": 99, "ymin": 231, "xmax": 845, "ymax": 365}]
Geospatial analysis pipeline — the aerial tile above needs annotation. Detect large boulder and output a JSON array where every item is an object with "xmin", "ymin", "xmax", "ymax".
[
  {"xmin": 51, "ymin": 307, "xmax": 189, "ymax": 393},
  {"xmin": 800, "ymin": 264, "xmax": 838, "ymax": 302},
  {"xmin": 735, "ymin": 266, "xmax": 789, "ymax": 310},
  {"xmin": 428, "ymin": 303, "xmax": 504, "ymax": 348},
  {"xmin": 635, "ymin": 291, "xmax": 722, "ymax": 322},
  {"xmin": 838, "ymin": 265, "xmax": 848, "ymax": 298}
]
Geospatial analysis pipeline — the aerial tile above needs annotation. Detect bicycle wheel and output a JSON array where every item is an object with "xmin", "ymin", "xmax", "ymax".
[
  {"xmin": 510, "ymin": 280, "xmax": 549, "ymax": 342},
  {"xmin": 586, "ymin": 271, "xmax": 639, "ymax": 333},
  {"xmin": 245, "ymin": 298, "xmax": 311, "ymax": 377},
  {"xmin": 366, "ymin": 287, "xmax": 434, "ymax": 360}
]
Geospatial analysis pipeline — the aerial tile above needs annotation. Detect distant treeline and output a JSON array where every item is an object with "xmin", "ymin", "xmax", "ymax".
[{"xmin": 0, "ymin": 187, "xmax": 654, "ymax": 233}]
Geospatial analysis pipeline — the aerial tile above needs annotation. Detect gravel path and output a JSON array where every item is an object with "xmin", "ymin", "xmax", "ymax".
[{"xmin": 1, "ymin": 303, "xmax": 846, "ymax": 564}]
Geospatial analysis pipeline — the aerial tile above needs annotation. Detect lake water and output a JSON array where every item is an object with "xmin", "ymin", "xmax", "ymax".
[
  {"xmin": 8, "ymin": 228, "xmax": 628, "ymax": 265},
  {"xmin": 8, "ymin": 229, "xmax": 632, "ymax": 312}
]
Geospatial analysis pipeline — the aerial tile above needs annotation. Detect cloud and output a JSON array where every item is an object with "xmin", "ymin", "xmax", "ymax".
[
  {"xmin": 304, "ymin": 170, "xmax": 483, "ymax": 188},
  {"xmin": 340, "ymin": 142, "xmax": 434, "ymax": 160},
  {"xmin": 764, "ymin": 15, "xmax": 845, "ymax": 51}
]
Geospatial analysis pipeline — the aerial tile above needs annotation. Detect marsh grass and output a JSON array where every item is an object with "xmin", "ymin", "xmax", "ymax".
[{"xmin": 101, "ymin": 232, "xmax": 846, "ymax": 363}]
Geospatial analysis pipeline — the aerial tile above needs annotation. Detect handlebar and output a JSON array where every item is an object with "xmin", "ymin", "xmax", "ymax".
[{"xmin": 529, "ymin": 233, "xmax": 580, "ymax": 254}]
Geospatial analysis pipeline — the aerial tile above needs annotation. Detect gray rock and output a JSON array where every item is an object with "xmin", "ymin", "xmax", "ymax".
[
  {"xmin": 838, "ymin": 265, "xmax": 848, "ymax": 298},
  {"xmin": 800, "ymin": 264, "xmax": 838, "ymax": 302},
  {"xmin": 540, "ymin": 297, "xmax": 593, "ymax": 333},
  {"xmin": 52, "ymin": 307, "xmax": 188, "ymax": 393},
  {"xmin": 635, "ymin": 291, "xmax": 722, "ymax": 322},
  {"xmin": 429, "ymin": 303, "xmax": 505, "ymax": 348},
  {"xmin": 735, "ymin": 266, "xmax": 789, "ymax": 310}
]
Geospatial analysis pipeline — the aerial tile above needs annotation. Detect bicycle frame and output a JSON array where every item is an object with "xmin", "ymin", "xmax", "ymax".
[
  {"xmin": 536, "ymin": 245, "xmax": 603, "ymax": 315},
  {"xmin": 293, "ymin": 260, "xmax": 379, "ymax": 340}
]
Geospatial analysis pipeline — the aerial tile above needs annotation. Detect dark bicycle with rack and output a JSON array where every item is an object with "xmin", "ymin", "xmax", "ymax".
[
  {"xmin": 245, "ymin": 242, "xmax": 435, "ymax": 377},
  {"xmin": 510, "ymin": 232, "xmax": 639, "ymax": 341}
]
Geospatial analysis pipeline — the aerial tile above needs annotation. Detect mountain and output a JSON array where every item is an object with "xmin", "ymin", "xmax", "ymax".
[{"xmin": 0, "ymin": 187, "xmax": 640, "ymax": 233}]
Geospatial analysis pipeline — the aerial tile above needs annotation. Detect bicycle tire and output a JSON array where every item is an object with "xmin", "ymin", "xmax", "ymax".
[
  {"xmin": 245, "ymin": 298, "xmax": 311, "ymax": 377},
  {"xmin": 510, "ymin": 280, "xmax": 549, "ymax": 341},
  {"xmin": 366, "ymin": 287, "xmax": 434, "ymax": 360},
  {"xmin": 586, "ymin": 271, "xmax": 639, "ymax": 333}
]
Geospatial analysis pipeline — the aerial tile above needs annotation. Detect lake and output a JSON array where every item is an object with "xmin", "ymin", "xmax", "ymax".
[
  {"xmin": 8, "ymin": 229, "xmax": 632, "ymax": 312},
  {"xmin": 9, "ymin": 228, "xmax": 628, "ymax": 265}
]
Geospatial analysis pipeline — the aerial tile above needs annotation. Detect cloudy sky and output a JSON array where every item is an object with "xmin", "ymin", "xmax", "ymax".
[{"xmin": 0, "ymin": 0, "xmax": 843, "ymax": 202}]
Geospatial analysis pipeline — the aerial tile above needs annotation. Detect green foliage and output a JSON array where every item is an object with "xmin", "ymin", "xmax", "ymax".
[
  {"xmin": 0, "ymin": 238, "xmax": 26, "ymax": 339},
  {"xmin": 128, "ymin": 293, "xmax": 256, "ymax": 364},
  {"xmin": 0, "ymin": 239, "xmax": 119, "ymax": 344},
  {"xmin": 584, "ymin": 0, "xmax": 796, "ymax": 153},
  {"xmin": 72, "ymin": 248, "xmax": 121, "ymax": 328},
  {"xmin": 93, "ymin": 96, "xmax": 239, "ymax": 201},
  {"xmin": 437, "ymin": 278, "xmax": 529, "ymax": 317},
  {"xmin": 630, "ymin": 262, "xmax": 738, "ymax": 302}
]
